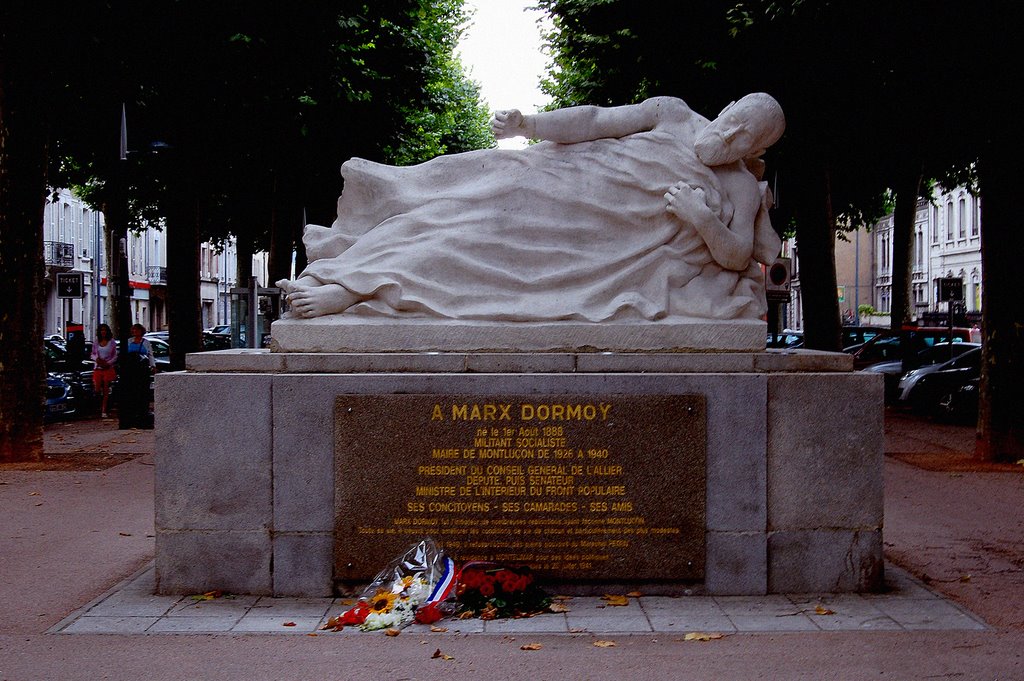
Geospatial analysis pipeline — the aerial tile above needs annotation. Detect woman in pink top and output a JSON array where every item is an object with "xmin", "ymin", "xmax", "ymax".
[{"xmin": 90, "ymin": 324, "xmax": 117, "ymax": 418}]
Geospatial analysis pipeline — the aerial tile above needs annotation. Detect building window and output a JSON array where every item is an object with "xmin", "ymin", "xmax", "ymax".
[
  {"xmin": 946, "ymin": 202, "xmax": 954, "ymax": 240},
  {"xmin": 958, "ymin": 197, "xmax": 966, "ymax": 238},
  {"xmin": 973, "ymin": 199, "xmax": 980, "ymax": 236},
  {"xmin": 932, "ymin": 206, "xmax": 939, "ymax": 243},
  {"xmin": 915, "ymin": 228, "xmax": 923, "ymax": 267}
]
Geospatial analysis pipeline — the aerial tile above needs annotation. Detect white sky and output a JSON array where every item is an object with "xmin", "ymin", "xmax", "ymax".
[{"xmin": 457, "ymin": 0, "xmax": 552, "ymax": 149}]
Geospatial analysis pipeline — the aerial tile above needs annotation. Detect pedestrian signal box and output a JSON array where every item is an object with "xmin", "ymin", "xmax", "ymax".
[{"xmin": 765, "ymin": 257, "xmax": 791, "ymax": 304}]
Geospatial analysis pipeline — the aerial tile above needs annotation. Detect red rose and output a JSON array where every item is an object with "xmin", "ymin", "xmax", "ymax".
[
  {"xmin": 479, "ymin": 582, "xmax": 495, "ymax": 598},
  {"xmin": 460, "ymin": 569, "xmax": 483, "ymax": 588}
]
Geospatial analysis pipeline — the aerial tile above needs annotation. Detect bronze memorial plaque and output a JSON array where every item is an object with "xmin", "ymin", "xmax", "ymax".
[{"xmin": 334, "ymin": 394, "xmax": 706, "ymax": 584}]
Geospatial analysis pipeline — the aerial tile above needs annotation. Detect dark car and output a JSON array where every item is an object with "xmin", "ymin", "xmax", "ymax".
[
  {"xmin": 863, "ymin": 342, "xmax": 980, "ymax": 403},
  {"xmin": 203, "ymin": 332, "xmax": 231, "ymax": 350},
  {"xmin": 849, "ymin": 327, "xmax": 972, "ymax": 370},
  {"xmin": 841, "ymin": 325, "xmax": 887, "ymax": 351},
  {"xmin": 767, "ymin": 331, "xmax": 803, "ymax": 349},
  {"xmin": 44, "ymin": 374, "xmax": 76, "ymax": 422},
  {"xmin": 147, "ymin": 337, "xmax": 172, "ymax": 372},
  {"xmin": 904, "ymin": 347, "xmax": 982, "ymax": 418},
  {"xmin": 941, "ymin": 378, "xmax": 980, "ymax": 423},
  {"xmin": 44, "ymin": 339, "xmax": 96, "ymax": 413}
]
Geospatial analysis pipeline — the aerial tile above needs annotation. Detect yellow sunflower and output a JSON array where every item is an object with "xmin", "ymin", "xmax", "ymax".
[{"xmin": 368, "ymin": 589, "xmax": 398, "ymax": 614}]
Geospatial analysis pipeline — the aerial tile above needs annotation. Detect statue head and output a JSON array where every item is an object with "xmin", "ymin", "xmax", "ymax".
[{"xmin": 695, "ymin": 93, "xmax": 785, "ymax": 166}]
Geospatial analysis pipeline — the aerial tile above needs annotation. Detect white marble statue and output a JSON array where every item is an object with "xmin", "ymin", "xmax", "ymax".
[{"xmin": 277, "ymin": 93, "xmax": 785, "ymax": 322}]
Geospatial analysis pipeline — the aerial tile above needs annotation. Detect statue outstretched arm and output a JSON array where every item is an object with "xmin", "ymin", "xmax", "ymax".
[
  {"xmin": 492, "ymin": 97, "xmax": 692, "ymax": 144},
  {"xmin": 665, "ymin": 182, "xmax": 754, "ymax": 271}
]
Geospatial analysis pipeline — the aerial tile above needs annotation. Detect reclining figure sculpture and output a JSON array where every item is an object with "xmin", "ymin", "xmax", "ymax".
[{"xmin": 277, "ymin": 93, "xmax": 785, "ymax": 323}]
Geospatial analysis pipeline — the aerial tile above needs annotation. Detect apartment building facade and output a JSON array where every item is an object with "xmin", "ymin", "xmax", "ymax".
[
  {"xmin": 784, "ymin": 184, "xmax": 982, "ymax": 332},
  {"xmin": 42, "ymin": 188, "xmax": 264, "ymax": 340}
]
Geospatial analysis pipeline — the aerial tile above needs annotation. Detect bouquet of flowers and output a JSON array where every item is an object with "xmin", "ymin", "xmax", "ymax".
[
  {"xmin": 324, "ymin": 538, "xmax": 457, "ymax": 632},
  {"xmin": 455, "ymin": 562, "xmax": 551, "ymax": 620}
]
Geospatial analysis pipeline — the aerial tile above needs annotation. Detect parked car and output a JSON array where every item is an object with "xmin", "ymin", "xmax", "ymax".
[
  {"xmin": 841, "ymin": 325, "xmax": 887, "ymax": 351},
  {"xmin": 44, "ymin": 374, "xmax": 76, "ymax": 422},
  {"xmin": 863, "ymin": 342, "xmax": 980, "ymax": 403},
  {"xmin": 44, "ymin": 339, "xmax": 96, "ymax": 414},
  {"xmin": 940, "ymin": 378, "xmax": 980, "ymax": 423},
  {"xmin": 203, "ymin": 332, "xmax": 231, "ymax": 350},
  {"xmin": 44, "ymin": 338, "xmax": 94, "ymax": 373},
  {"xmin": 849, "ymin": 327, "xmax": 972, "ymax": 369},
  {"xmin": 147, "ymin": 337, "xmax": 172, "ymax": 372},
  {"xmin": 205, "ymin": 325, "xmax": 231, "ymax": 336},
  {"xmin": 767, "ymin": 331, "xmax": 803, "ymax": 349},
  {"xmin": 899, "ymin": 346, "xmax": 982, "ymax": 417}
]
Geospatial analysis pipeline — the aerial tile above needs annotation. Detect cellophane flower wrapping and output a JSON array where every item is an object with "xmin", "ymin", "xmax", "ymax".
[
  {"xmin": 455, "ymin": 561, "xmax": 551, "ymax": 620},
  {"xmin": 324, "ymin": 537, "xmax": 457, "ymax": 631}
]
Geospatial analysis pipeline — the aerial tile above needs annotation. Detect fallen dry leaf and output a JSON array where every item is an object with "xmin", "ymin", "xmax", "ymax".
[
  {"xmin": 430, "ymin": 625, "xmax": 448, "ymax": 633},
  {"xmin": 548, "ymin": 602, "xmax": 571, "ymax": 613},
  {"xmin": 520, "ymin": 643, "xmax": 543, "ymax": 651},
  {"xmin": 626, "ymin": 591, "xmax": 644, "ymax": 598},
  {"xmin": 601, "ymin": 594, "xmax": 630, "ymax": 607},
  {"xmin": 684, "ymin": 632, "xmax": 725, "ymax": 642},
  {"xmin": 959, "ymin": 574, "xmax": 972, "ymax": 583},
  {"xmin": 593, "ymin": 640, "xmax": 616, "ymax": 648},
  {"xmin": 814, "ymin": 605, "xmax": 836, "ymax": 616},
  {"xmin": 569, "ymin": 627, "xmax": 587, "ymax": 634},
  {"xmin": 552, "ymin": 594, "xmax": 573, "ymax": 601},
  {"xmin": 119, "ymin": 532, "xmax": 132, "ymax": 537},
  {"xmin": 458, "ymin": 611, "xmax": 476, "ymax": 620},
  {"xmin": 385, "ymin": 628, "xmax": 402, "ymax": 637},
  {"xmin": 431, "ymin": 648, "xmax": 455, "ymax": 661},
  {"xmin": 28, "ymin": 492, "xmax": 40, "ymax": 496},
  {"xmin": 282, "ymin": 621, "xmax": 297, "ymax": 627},
  {"xmin": 190, "ymin": 590, "xmax": 224, "ymax": 601}
]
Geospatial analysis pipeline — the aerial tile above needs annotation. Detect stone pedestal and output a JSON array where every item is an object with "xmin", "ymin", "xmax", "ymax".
[{"xmin": 154, "ymin": 347, "xmax": 883, "ymax": 597}]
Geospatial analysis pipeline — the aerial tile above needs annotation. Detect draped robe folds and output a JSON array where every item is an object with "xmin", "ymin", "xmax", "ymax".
[{"xmin": 299, "ymin": 126, "xmax": 772, "ymax": 322}]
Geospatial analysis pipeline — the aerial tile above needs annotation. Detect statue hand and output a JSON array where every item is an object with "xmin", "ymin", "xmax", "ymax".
[
  {"xmin": 665, "ymin": 182, "xmax": 718, "ymax": 221},
  {"xmin": 491, "ymin": 109, "xmax": 528, "ymax": 139}
]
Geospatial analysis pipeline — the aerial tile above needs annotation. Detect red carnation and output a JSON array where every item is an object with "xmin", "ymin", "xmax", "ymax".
[{"xmin": 414, "ymin": 603, "xmax": 444, "ymax": 624}]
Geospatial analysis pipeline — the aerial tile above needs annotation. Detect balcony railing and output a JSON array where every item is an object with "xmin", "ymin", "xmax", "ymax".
[
  {"xmin": 149, "ymin": 266, "xmax": 168, "ymax": 284},
  {"xmin": 44, "ymin": 241, "xmax": 75, "ymax": 269}
]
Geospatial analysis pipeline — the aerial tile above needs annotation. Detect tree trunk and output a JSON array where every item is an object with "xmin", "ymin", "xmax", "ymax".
[
  {"xmin": 236, "ymin": 237, "xmax": 253, "ymax": 288},
  {"xmin": 101, "ymin": 164, "xmax": 131, "ymax": 340},
  {"xmin": 0, "ymin": 55, "xmax": 47, "ymax": 462},
  {"xmin": 794, "ymin": 162, "xmax": 842, "ymax": 351},
  {"xmin": 267, "ymin": 183, "xmax": 295, "ymax": 285},
  {"xmin": 976, "ymin": 146, "xmax": 1023, "ymax": 462},
  {"xmin": 891, "ymin": 170, "xmax": 922, "ymax": 379},
  {"xmin": 890, "ymin": 170, "xmax": 921, "ymax": 332},
  {"xmin": 166, "ymin": 180, "xmax": 202, "ymax": 372}
]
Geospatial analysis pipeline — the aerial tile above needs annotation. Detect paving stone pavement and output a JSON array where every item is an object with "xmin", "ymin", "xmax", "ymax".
[{"xmin": 52, "ymin": 561, "xmax": 986, "ymax": 636}]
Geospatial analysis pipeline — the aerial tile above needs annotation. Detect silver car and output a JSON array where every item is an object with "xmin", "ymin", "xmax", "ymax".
[
  {"xmin": 863, "ymin": 342, "xmax": 978, "ymax": 403},
  {"xmin": 896, "ymin": 344, "xmax": 981, "ymax": 405}
]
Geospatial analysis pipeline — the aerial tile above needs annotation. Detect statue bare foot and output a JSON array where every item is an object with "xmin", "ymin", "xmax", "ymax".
[{"xmin": 285, "ymin": 282, "xmax": 361, "ymax": 318}]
